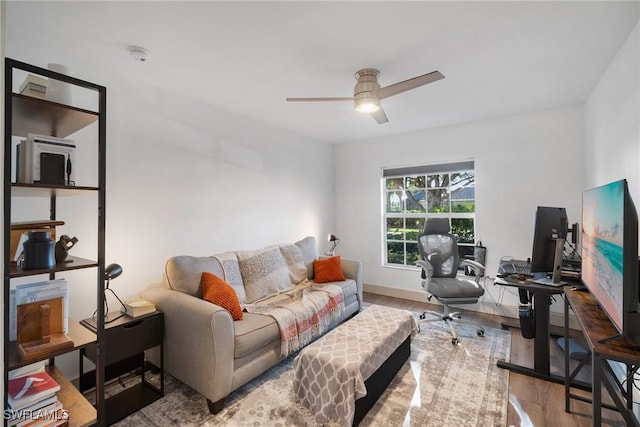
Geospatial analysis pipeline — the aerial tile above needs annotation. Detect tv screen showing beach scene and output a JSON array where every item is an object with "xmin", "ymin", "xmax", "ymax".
[{"xmin": 581, "ymin": 180, "xmax": 626, "ymax": 331}]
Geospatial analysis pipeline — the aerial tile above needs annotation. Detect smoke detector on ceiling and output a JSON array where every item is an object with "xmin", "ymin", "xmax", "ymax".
[{"xmin": 128, "ymin": 46, "xmax": 150, "ymax": 62}]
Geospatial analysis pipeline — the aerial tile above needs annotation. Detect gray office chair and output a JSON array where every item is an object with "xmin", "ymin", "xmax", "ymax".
[{"xmin": 416, "ymin": 218, "xmax": 485, "ymax": 345}]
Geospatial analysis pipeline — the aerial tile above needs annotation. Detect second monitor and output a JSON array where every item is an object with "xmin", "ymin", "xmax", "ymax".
[{"xmin": 531, "ymin": 206, "xmax": 568, "ymax": 285}]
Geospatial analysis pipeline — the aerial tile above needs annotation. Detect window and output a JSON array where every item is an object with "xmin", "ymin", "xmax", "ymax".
[{"xmin": 383, "ymin": 161, "xmax": 475, "ymax": 269}]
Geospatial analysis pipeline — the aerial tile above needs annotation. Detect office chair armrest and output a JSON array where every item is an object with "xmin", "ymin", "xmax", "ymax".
[
  {"xmin": 416, "ymin": 260, "xmax": 434, "ymax": 277},
  {"xmin": 459, "ymin": 259, "xmax": 485, "ymax": 276}
]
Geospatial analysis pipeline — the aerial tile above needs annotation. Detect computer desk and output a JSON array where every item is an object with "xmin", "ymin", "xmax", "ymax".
[{"xmin": 494, "ymin": 277, "xmax": 591, "ymax": 391}]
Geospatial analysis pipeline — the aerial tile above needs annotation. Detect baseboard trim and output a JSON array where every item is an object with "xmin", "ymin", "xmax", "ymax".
[{"xmin": 363, "ymin": 283, "xmax": 580, "ymax": 330}]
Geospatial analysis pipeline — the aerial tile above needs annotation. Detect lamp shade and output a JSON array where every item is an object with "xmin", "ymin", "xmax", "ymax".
[{"xmin": 105, "ymin": 263, "xmax": 123, "ymax": 281}]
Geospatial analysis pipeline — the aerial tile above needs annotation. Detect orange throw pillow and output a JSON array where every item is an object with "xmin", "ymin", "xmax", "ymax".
[
  {"xmin": 313, "ymin": 256, "xmax": 346, "ymax": 283},
  {"xmin": 201, "ymin": 272, "xmax": 244, "ymax": 320}
]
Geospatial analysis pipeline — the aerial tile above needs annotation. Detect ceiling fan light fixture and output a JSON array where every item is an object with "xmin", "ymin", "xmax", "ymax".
[
  {"xmin": 286, "ymin": 67, "xmax": 443, "ymax": 125},
  {"xmin": 354, "ymin": 68, "xmax": 381, "ymax": 113},
  {"xmin": 354, "ymin": 95, "xmax": 380, "ymax": 113}
]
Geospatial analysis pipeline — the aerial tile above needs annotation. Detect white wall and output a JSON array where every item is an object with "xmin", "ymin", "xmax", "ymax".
[
  {"xmin": 583, "ymin": 19, "xmax": 640, "ymax": 410},
  {"xmin": 102, "ymin": 77, "xmax": 335, "ymax": 302},
  {"xmin": 585, "ymin": 19, "xmax": 640, "ymax": 213},
  {"xmin": 7, "ymin": 70, "xmax": 335, "ymax": 318},
  {"xmin": 6, "ymin": 69, "xmax": 335, "ymax": 377},
  {"xmin": 334, "ymin": 106, "xmax": 585, "ymax": 314}
]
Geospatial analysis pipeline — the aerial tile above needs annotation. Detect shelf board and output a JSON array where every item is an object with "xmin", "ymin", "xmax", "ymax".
[
  {"xmin": 9, "ymin": 319, "xmax": 97, "ymax": 370},
  {"xmin": 11, "ymin": 183, "xmax": 99, "ymax": 197},
  {"xmin": 48, "ymin": 365, "xmax": 97, "ymax": 427},
  {"xmin": 103, "ymin": 382, "xmax": 162, "ymax": 425},
  {"xmin": 10, "ymin": 255, "xmax": 98, "ymax": 278},
  {"xmin": 11, "ymin": 220, "xmax": 66, "ymax": 230},
  {"xmin": 11, "ymin": 93, "xmax": 99, "ymax": 138}
]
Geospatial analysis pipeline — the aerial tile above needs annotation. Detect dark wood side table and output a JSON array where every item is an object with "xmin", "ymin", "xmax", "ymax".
[
  {"xmin": 79, "ymin": 311, "xmax": 164, "ymax": 425},
  {"xmin": 565, "ymin": 289, "xmax": 640, "ymax": 426}
]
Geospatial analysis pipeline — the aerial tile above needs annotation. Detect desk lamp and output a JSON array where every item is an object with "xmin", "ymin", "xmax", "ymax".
[
  {"xmin": 326, "ymin": 234, "xmax": 340, "ymax": 256},
  {"xmin": 94, "ymin": 263, "xmax": 126, "ymax": 324}
]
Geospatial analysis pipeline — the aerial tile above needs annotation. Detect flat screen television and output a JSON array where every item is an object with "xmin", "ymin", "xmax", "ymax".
[
  {"xmin": 581, "ymin": 179, "xmax": 640, "ymax": 340},
  {"xmin": 531, "ymin": 206, "xmax": 568, "ymax": 284}
]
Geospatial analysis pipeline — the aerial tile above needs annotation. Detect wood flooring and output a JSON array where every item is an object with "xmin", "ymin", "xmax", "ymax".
[{"xmin": 363, "ymin": 292, "xmax": 627, "ymax": 426}]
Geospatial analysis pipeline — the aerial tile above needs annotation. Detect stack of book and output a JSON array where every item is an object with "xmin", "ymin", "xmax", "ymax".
[
  {"xmin": 122, "ymin": 298, "xmax": 156, "ymax": 318},
  {"xmin": 7, "ymin": 364, "xmax": 68, "ymax": 427},
  {"xmin": 18, "ymin": 75, "xmax": 47, "ymax": 99}
]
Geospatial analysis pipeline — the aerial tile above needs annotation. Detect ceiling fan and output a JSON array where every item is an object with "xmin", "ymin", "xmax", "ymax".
[{"xmin": 286, "ymin": 68, "xmax": 444, "ymax": 124}]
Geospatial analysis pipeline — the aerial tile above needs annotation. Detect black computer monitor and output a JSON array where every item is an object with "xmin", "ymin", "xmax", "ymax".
[{"xmin": 531, "ymin": 206, "xmax": 568, "ymax": 278}]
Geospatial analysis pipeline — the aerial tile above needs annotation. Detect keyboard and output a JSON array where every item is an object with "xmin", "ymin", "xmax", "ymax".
[{"xmin": 498, "ymin": 259, "xmax": 531, "ymax": 276}]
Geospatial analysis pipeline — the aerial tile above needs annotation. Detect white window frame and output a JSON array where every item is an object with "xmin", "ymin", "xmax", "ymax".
[{"xmin": 381, "ymin": 161, "xmax": 476, "ymax": 269}]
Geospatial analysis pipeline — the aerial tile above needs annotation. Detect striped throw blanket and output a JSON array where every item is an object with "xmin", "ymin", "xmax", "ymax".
[{"xmin": 245, "ymin": 282, "xmax": 345, "ymax": 357}]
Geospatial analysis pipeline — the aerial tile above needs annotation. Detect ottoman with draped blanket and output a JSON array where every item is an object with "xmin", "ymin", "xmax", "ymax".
[{"xmin": 293, "ymin": 304, "xmax": 418, "ymax": 426}]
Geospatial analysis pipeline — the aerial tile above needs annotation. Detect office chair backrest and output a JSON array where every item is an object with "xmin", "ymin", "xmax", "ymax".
[{"xmin": 418, "ymin": 218, "xmax": 459, "ymax": 278}]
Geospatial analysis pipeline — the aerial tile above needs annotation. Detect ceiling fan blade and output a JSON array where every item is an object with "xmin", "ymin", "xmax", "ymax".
[
  {"xmin": 377, "ymin": 71, "xmax": 444, "ymax": 100},
  {"xmin": 286, "ymin": 97, "xmax": 353, "ymax": 102},
  {"xmin": 371, "ymin": 107, "xmax": 389, "ymax": 124}
]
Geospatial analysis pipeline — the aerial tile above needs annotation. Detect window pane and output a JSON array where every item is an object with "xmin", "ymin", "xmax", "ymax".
[
  {"xmin": 386, "ymin": 218, "xmax": 403, "ymax": 240},
  {"xmin": 405, "ymin": 218, "xmax": 424, "ymax": 241},
  {"xmin": 451, "ymin": 172, "xmax": 474, "ymax": 187},
  {"xmin": 427, "ymin": 189, "xmax": 449, "ymax": 213},
  {"xmin": 387, "ymin": 241, "xmax": 405, "ymax": 264},
  {"xmin": 427, "ymin": 174, "xmax": 449, "ymax": 188},
  {"xmin": 386, "ymin": 192, "xmax": 402, "ymax": 213},
  {"xmin": 405, "ymin": 176, "xmax": 425, "ymax": 190},
  {"xmin": 386, "ymin": 178, "xmax": 403, "ymax": 190},
  {"xmin": 452, "ymin": 200, "xmax": 475, "ymax": 213},
  {"xmin": 452, "ymin": 218, "xmax": 474, "ymax": 244},
  {"xmin": 406, "ymin": 242, "xmax": 420, "ymax": 266},
  {"xmin": 405, "ymin": 189, "xmax": 426, "ymax": 213}
]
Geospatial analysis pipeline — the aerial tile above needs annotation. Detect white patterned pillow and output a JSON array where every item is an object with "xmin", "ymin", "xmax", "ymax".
[
  {"xmin": 237, "ymin": 244, "xmax": 306, "ymax": 303},
  {"xmin": 213, "ymin": 251, "xmax": 246, "ymax": 303}
]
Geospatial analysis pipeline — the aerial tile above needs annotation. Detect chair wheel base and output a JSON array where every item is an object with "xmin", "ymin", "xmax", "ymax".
[
  {"xmin": 451, "ymin": 338, "xmax": 459, "ymax": 345},
  {"xmin": 477, "ymin": 329, "xmax": 485, "ymax": 337}
]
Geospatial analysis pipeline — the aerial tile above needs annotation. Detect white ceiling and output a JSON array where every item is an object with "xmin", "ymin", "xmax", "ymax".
[{"xmin": 5, "ymin": 1, "xmax": 639, "ymax": 143}]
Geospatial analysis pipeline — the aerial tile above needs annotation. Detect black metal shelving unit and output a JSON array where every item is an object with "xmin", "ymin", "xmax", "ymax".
[{"xmin": 3, "ymin": 58, "xmax": 107, "ymax": 426}]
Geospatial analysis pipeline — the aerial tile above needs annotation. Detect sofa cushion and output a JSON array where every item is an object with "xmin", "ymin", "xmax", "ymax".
[
  {"xmin": 335, "ymin": 279, "xmax": 358, "ymax": 305},
  {"xmin": 201, "ymin": 272, "xmax": 244, "ymax": 321},
  {"xmin": 165, "ymin": 256, "xmax": 224, "ymax": 296},
  {"xmin": 212, "ymin": 251, "xmax": 246, "ymax": 303},
  {"xmin": 234, "ymin": 313, "xmax": 280, "ymax": 359},
  {"xmin": 295, "ymin": 236, "xmax": 317, "ymax": 280},
  {"xmin": 313, "ymin": 256, "xmax": 346, "ymax": 283},
  {"xmin": 237, "ymin": 244, "xmax": 307, "ymax": 303}
]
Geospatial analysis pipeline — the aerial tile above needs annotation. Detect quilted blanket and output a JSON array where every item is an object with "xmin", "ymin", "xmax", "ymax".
[{"xmin": 245, "ymin": 282, "xmax": 345, "ymax": 357}]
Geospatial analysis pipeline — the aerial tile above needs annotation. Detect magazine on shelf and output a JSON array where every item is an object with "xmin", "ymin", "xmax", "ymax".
[
  {"xmin": 11, "ymin": 279, "xmax": 69, "ymax": 341},
  {"xmin": 7, "ymin": 395, "xmax": 61, "ymax": 427},
  {"xmin": 8, "ymin": 361, "xmax": 46, "ymax": 380},
  {"xmin": 8, "ymin": 371, "xmax": 60, "ymax": 411}
]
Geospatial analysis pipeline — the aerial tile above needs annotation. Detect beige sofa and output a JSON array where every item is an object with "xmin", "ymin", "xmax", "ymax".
[{"xmin": 142, "ymin": 236, "xmax": 363, "ymax": 413}]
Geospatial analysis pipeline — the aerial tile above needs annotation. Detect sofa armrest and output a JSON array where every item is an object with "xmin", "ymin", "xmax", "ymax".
[
  {"xmin": 340, "ymin": 258, "xmax": 364, "ymax": 309},
  {"xmin": 142, "ymin": 286, "xmax": 235, "ymax": 404}
]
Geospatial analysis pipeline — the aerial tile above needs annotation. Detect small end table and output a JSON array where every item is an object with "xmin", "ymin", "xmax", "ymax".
[{"xmin": 80, "ymin": 311, "xmax": 164, "ymax": 425}]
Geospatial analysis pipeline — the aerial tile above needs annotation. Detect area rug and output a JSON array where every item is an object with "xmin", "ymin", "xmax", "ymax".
[{"xmin": 113, "ymin": 311, "xmax": 510, "ymax": 427}]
